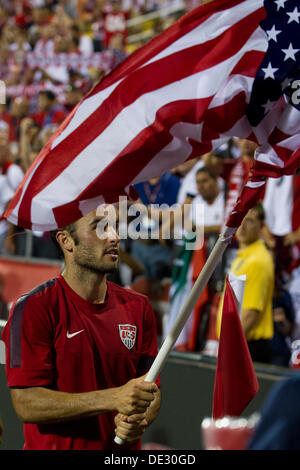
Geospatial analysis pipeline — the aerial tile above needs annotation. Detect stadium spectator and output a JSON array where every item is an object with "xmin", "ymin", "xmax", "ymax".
[
  {"xmin": 108, "ymin": 32, "xmax": 128, "ymax": 66},
  {"xmin": 262, "ymin": 175, "xmax": 300, "ymax": 279},
  {"xmin": 165, "ymin": 166, "xmax": 225, "ymax": 351},
  {"xmin": 132, "ymin": 172, "xmax": 181, "ymax": 280},
  {"xmin": 63, "ymin": 84, "xmax": 84, "ymax": 112},
  {"xmin": 222, "ymin": 138, "xmax": 257, "ymax": 270},
  {"xmin": 270, "ymin": 283, "xmax": 296, "ymax": 367},
  {"xmin": 158, "ymin": 152, "xmax": 225, "ymax": 251},
  {"xmin": 0, "ymin": 273, "xmax": 8, "ymax": 320},
  {"xmin": 55, "ymin": 0, "xmax": 78, "ymax": 20},
  {"xmin": 19, "ymin": 117, "xmax": 41, "ymax": 171},
  {"xmin": 0, "ymin": 172, "xmax": 14, "ymax": 254},
  {"xmin": 191, "ymin": 167, "xmax": 225, "ymax": 241},
  {"xmin": 69, "ymin": 22, "xmax": 94, "ymax": 55},
  {"xmin": 4, "ymin": 97, "xmax": 30, "ymax": 146},
  {"xmin": 223, "ymin": 138, "xmax": 257, "ymax": 224},
  {"xmin": 31, "ymin": 89, "xmax": 67, "ymax": 128},
  {"xmin": 261, "ymin": 171, "xmax": 300, "ymax": 354},
  {"xmin": 32, "ymin": 21, "xmax": 56, "ymax": 56},
  {"xmin": 217, "ymin": 203, "xmax": 275, "ymax": 364},
  {"xmin": 30, "ymin": 2, "xmax": 54, "ymax": 28},
  {"xmin": 0, "ymin": 120, "xmax": 24, "ymax": 255},
  {"xmin": 172, "ymin": 158, "xmax": 201, "ymax": 203},
  {"xmin": 102, "ymin": 0, "xmax": 130, "ymax": 48},
  {"xmin": 0, "ymin": 121, "xmax": 24, "ymax": 193}
]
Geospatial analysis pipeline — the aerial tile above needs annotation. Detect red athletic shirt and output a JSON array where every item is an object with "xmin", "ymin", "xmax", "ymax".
[
  {"xmin": 2, "ymin": 276, "xmax": 159, "ymax": 450},
  {"xmin": 102, "ymin": 10, "xmax": 129, "ymax": 46}
]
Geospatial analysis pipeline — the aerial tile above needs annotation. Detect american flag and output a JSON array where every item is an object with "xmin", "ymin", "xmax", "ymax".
[{"xmin": 3, "ymin": 0, "xmax": 300, "ymax": 230}]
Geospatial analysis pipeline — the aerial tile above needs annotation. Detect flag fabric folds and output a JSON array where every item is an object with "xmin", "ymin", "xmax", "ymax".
[
  {"xmin": 3, "ymin": 0, "xmax": 300, "ymax": 230},
  {"xmin": 212, "ymin": 276, "xmax": 259, "ymax": 420}
]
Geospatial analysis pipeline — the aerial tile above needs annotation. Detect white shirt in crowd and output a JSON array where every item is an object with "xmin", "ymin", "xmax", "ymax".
[
  {"xmin": 177, "ymin": 160, "xmax": 225, "ymax": 206},
  {"xmin": 0, "ymin": 174, "xmax": 14, "ymax": 236},
  {"xmin": 263, "ymin": 175, "xmax": 293, "ymax": 236},
  {"xmin": 0, "ymin": 164, "xmax": 24, "ymax": 237},
  {"xmin": 191, "ymin": 191, "xmax": 225, "ymax": 228},
  {"xmin": 5, "ymin": 164, "xmax": 24, "ymax": 193}
]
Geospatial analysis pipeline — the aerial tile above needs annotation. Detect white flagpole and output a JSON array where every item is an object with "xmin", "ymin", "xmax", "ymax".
[{"xmin": 114, "ymin": 227, "xmax": 235, "ymax": 445}]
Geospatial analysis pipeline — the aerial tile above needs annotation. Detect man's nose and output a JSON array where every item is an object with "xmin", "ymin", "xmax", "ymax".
[{"xmin": 107, "ymin": 224, "xmax": 120, "ymax": 242}]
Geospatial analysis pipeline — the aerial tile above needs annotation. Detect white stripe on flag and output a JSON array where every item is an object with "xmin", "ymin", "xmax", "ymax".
[
  {"xmin": 51, "ymin": 80, "xmax": 123, "ymax": 150},
  {"xmin": 277, "ymin": 101, "xmax": 300, "ymax": 137},
  {"xmin": 245, "ymin": 180, "xmax": 266, "ymax": 188},
  {"xmin": 132, "ymin": 122, "xmax": 205, "ymax": 184},
  {"xmin": 254, "ymin": 148, "xmax": 284, "ymax": 168}
]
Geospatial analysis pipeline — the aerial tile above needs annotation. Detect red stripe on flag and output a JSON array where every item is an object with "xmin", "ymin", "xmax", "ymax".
[
  {"xmin": 231, "ymin": 50, "xmax": 265, "ymax": 78},
  {"xmin": 203, "ymin": 91, "xmax": 248, "ymax": 134},
  {"xmin": 252, "ymin": 149, "xmax": 300, "ymax": 178},
  {"xmin": 267, "ymin": 127, "xmax": 291, "ymax": 147},
  {"xmin": 225, "ymin": 179, "xmax": 266, "ymax": 228}
]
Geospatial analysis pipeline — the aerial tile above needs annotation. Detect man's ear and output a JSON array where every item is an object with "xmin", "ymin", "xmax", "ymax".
[{"xmin": 56, "ymin": 230, "xmax": 74, "ymax": 253}]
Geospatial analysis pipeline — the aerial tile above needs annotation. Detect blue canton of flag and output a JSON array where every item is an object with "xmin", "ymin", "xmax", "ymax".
[{"xmin": 247, "ymin": 0, "xmax": 300, "ymax": 126}]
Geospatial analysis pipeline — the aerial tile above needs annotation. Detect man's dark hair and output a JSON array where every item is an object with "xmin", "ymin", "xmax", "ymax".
[
  {"xmin": 195, "ymin": 166, "xmax": 217, "ymax": 180},
  {"xmin": 50, "ymin": 222, "xmax": 78, "ymax": 258},
  {"xmin": 251, "ymin": 201, "xmax": 265, "ymax": 223},
  {"xmin": 70, "ymin": 24, "xmax": 80, "ymax": 35},
  {"xmin": 39, "ymin": 90, "xmax": 56, "ymax": 101}
]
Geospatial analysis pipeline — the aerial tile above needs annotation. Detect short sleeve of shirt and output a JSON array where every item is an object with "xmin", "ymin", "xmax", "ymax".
[
  {"xmin": 6, "ymin": 164, "xmax": 24, "ymax": 191},
  {"xmin": 137, "ymin": 297, "xmax": 160, "ymax": 387},
  {"xmin": 0, "ymin": 175, "xmax": 14, "ymax": 205},
  {"xmin": 1, "ymin": 295, "xmax": 55, "ymax": 388}
]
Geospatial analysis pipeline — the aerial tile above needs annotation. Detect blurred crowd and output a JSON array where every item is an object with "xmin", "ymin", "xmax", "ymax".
[
  {"xmin": 0, "ymin": 0, "xmax": 300, "ymax": 369},
  {"xmin": 0, "ymin": 0, "xmax": 192, "ymax": 255}
]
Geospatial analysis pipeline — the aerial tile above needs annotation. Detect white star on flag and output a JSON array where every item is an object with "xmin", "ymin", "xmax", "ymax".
[
  {"xmin": 282, "ymin": 43, "xmax": 300, "ymax": 61},
  {"xmin": 266, "ymin": 25, "xmax": 282, "ymax": 42},
  {"xmin": 262, "ymin": 62, "xmax": 279, "ymax": 79},
  {"xmin": 275, "ymin": 0, "xmax": 288, "ymax": 11},
  {"xmin": 287, "ymin": 7, "xmax": 300, "ymax": 24},
  {"xmin": 262, "ymin": 100, "xmax": 275, "ymax": 114}
]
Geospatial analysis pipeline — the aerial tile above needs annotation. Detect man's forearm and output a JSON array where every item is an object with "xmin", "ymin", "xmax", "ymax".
[
  {"xmin": 241, "ymin": 309, "xmax": 260, "ymax": 339},
  {"xmin": 11, "ymin": 387, "xmax": 117, "ymax": 424},
  {"xmin": 11, "ymin": 376, "xmax": 158, "ymax": 424}
]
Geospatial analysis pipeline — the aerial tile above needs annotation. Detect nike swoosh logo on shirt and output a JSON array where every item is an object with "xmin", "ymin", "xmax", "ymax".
[{"xmin": 66, "ymin": 329, "xmax": 85, "ymax": 339}]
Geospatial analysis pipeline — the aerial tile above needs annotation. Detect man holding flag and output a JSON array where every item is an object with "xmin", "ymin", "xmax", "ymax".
[{"xmin": 1, "ymin": 208, "xmax": 161, "ymax": 450}]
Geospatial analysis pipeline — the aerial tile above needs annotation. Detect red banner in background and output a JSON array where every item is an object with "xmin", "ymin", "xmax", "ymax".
[{"xmin": 0, "ymin": 258, "xmax": 62, "ymax": 305}]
